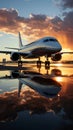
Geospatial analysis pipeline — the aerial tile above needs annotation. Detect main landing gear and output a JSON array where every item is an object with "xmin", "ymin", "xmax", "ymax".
[
  {"xmin": 37, "ymin": 57, "xmax": 50, "ymax": 68},
  {"xmin": 45, "ymin": 57, "xmax": 50, "ymax": 68},
  {"xmin": 18, "ymin": 59, "xmax": 23, "ymax": 67}
]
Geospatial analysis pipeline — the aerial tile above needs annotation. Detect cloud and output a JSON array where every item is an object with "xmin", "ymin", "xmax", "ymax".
[
  {"xmin": 0, "ymin": 8, "xmax": 25, "ymax": 34},
  {"xmin": 0, "ymin": 8, "xmax": 73, "ymax": 49},
  {"xmin": 61, "ymin": 0, "xmax": 73, "ymax": 9},
  {"xmin": 0, "ymin": 87, "xmax": 55, "ymax": 122},
  {"xmin": 54, "ymin": 0, "xmax": 73, "ymax": 9},
  {"xmin": 62, "ymin": 11, "xmax": 73, "ymax": 32},
  {"xmin": 0, "ymin": 34, "xmax": 3, "ymax": 37}
]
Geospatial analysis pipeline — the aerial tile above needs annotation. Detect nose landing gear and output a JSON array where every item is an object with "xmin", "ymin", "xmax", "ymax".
[
  {"xmin": 37, "ymin": 56, "xmax": 50, "ymax": 68},
  {"xmin": 18, "ymin": 57, "xmax": 23, "ymax": 67},
  {"xmin": 37, "ymin": 57, "xmax": 41, "ymax": 68}
]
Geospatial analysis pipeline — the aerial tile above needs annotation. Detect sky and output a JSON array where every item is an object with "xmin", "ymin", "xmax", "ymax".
[{"xmin": 0, "ymin": 0, "xmax": 73, "ymax": 60}]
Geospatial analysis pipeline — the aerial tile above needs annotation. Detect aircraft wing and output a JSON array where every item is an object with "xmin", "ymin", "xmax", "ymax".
[
  {"xmin": 0, "ymin": 50, "xmax": 29, "ymax": 57},
  {"xmin": 60, "ymin": 52, "xmax": 73, "ymax": 54},
  {"xmin": 0, "ymin": 50, "xmax": 11, "ymax": 54}
]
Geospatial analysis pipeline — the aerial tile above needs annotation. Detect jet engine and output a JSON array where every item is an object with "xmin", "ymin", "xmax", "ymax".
[
  {"xmin": 11, "ymin": 70, "xmax": 20, "ymax": 78},
  {"xmin": 51, "ymin": 53, "xmax": 62, "ymax": 61},
  {"xmin": 10, "ymin": 52, "xmax": 20, "ymax": 61}
]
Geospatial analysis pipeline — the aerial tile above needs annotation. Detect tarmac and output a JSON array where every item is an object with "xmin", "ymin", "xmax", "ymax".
[{"xmin": 0, "ymin": 64, "xmax": 26, "ymax": 70}]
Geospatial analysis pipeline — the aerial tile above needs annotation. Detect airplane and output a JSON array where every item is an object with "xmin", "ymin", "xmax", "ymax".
[{"xmin": 0, "ymin": 32, "xmax": 73, "ymax": 66}]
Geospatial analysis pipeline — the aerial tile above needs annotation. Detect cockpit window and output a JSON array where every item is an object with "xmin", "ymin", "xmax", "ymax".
[
  {"xmin": 43, "ymin": 39, "xmax": 49, "ymax": 42},
  {"xmin": 43, "ymin": 38, "xmax": 57, "ymax": 42},
  {"xmin": 49, "ymin": 39, "xmax": 57, "ymax": 41},
  {"xmin": 25, "ymin": 41, "xmax": 36, "ymax": 46}
]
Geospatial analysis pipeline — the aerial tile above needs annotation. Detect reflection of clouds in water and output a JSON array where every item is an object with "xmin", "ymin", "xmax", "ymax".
[
  {"xmin": 9, "ymin": 86, "xmax": 18, "ymax": 90},
  {"xmin": 0, "ymin": 87, "xmax": 60, "ymax": 122},
  {"xmin": 0, "ymin": 79, "xmax": 18, "ymax": 93},
  {"xmin": 0, "ymin": 85, "xmax": 73, "ymax": 124},
  {"xmin": 0, "ymin": 89, "xmax": 3, "ymax": 92}
]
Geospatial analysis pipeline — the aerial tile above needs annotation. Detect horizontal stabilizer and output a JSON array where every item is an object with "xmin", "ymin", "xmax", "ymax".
[{"xmin": 5, "ymin": 47, "xmax": 20, "ymax": 50}]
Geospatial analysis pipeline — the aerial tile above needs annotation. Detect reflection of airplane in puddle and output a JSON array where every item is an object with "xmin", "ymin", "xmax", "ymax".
[
  {"xmin": 0, "ymin": 69, "xmax": 61, "ymax": 98},
  {"xmin": 10, "ymin": 70, "xmax": 62, "ymax": 98},
  {"xmin": 19, "ymin": 74, "xmax": 61, "ymax": 98}
]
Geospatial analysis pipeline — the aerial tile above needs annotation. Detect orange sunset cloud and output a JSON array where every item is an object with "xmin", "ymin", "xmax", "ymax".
[{"xmin": 0, "ymin": 8, "xmax": 73, "ymax": 50}]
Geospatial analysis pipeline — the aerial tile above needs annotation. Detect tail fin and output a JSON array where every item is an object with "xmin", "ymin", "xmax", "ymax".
[{"xmin": 19, "ymin": 32, "xmax": 23, "ymax": 48}]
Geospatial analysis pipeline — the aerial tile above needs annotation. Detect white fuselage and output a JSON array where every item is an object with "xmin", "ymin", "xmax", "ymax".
[{"xmin": 19, "ymin": 37, "xmax": 62, "ymax": 58}]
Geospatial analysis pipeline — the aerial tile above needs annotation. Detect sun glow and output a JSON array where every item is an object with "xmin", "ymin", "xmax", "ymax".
[
  {"xmin": 54, "ymin": 63, "xmax": 63, "ymax": 67},
  {"xmin": 55, "ymin": 77, "xmax": 63, "ymax": 82}
]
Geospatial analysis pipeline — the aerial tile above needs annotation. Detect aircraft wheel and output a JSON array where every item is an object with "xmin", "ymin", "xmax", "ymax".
[
  {"xmin": 45, "ymin": 61, "xmax": 50, "ymax": 67},
  {"xmin": 37, "ymin": 60, "xmax": 41, "ymax": 68},
  {"xmin": 18, "ymin": 61, "xmax": 23, "ymax": 67},
  {"xmin": 11, "ymin": 70, "xmax": 19, "ymax": 78}
]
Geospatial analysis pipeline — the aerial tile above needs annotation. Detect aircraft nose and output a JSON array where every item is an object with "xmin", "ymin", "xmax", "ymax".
[
  {"xmin": 59, "ymin": 44, "xmax": 62, "ymax": 51},
  {"xmin": 57, "ymin": 42, "xmax": 62, "ymax": 51}
]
